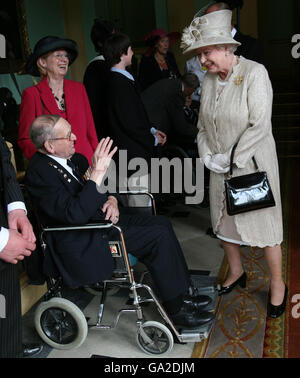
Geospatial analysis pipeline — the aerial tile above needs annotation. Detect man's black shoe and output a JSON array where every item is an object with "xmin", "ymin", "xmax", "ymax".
[
  {"xmin": 183, "ymin": 294, "xmax": 212, "ymax": 311},
  {"xmin": 22, "ymin": 344, "xmax": 43, "ymax": 358},
  {"xmin": 170, "ymin": 303, "xmax": 215, "ymax": 328}
]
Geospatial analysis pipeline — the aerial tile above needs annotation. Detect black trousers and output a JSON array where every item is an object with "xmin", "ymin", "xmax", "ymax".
[
  {"xmin": 113, "ymin": 214, "xmax": 190, "ymax": 304},
  {"xmin": 0, "ymin": 264, "xmax": 22, "ymax": 358}
]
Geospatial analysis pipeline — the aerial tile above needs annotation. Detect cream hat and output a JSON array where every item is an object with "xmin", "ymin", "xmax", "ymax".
[{"xmin": 181, "ymin": 10, "xmax": 240, "ymax": 55}]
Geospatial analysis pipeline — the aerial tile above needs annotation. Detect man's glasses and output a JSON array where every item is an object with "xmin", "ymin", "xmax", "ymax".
[{"xmin": 50, "ymin": 129, "xmax": 73, "ymax": 141}]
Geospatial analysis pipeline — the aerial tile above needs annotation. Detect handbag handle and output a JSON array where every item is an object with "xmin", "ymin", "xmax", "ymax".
[{"xmin": 229, "ymin": 142, "xmax": 259, "ymax": 176}]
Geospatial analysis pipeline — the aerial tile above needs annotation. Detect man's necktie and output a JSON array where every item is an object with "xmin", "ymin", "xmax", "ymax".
[{"xmin": 67, "ymin": 159, "xmax": 85, "ymax": 185}]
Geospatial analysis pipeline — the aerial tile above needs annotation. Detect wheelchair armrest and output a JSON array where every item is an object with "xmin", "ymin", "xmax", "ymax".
[
  {"xmin": 119, "ymin": 189, "xmax": 152, "ymax": 195},
  {"xmin": 42, "ymin": 221, "xmax": 113, "ymax": 233},
  {"xmin": 39, "ymin": 222, "xmax": 115, "ymax": 253},
  {"xmin": 118, "ymin": 190, "xmax": 156, "ymax": 216}
]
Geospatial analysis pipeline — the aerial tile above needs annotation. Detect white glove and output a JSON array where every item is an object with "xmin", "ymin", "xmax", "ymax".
[
  {"xmin": 210, "ymin": 153, "xmax": 230, "ymax": 169},
  {"xmin": 203, "ymin": 155, "xmax": 230, "ymax": 174}
]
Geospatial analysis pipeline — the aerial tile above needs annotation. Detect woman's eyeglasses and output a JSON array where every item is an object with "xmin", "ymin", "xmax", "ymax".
[{"xmin": 53, "ymin": 53, "xmax": 70, "ymax": 61}]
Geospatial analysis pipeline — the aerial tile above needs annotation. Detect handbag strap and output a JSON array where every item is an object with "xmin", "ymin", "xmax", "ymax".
[{"xmin": 230, "ymin": 142, "xmax": 259, "ymax": 176}]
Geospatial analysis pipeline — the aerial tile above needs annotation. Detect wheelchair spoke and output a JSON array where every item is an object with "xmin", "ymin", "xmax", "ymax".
[
  {"xmin": 41, "ymin": 307, "xmax": 78, "ymax": 344},
  {"xmin": 139, "ymin": 325, "xmax": 170, "ymax": 353}
]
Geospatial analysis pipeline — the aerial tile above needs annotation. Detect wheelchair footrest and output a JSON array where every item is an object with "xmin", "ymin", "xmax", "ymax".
[
  {"xmin": 178, "ymin": 318, "xmax": 215, "ymax": 342},
  {"xmin": 189, "ymin": 272, "xmax": 217, "ymax": 292},
  {"xmin": 189, "ymin": 273, "xmax": 218, "ymax": 313}
]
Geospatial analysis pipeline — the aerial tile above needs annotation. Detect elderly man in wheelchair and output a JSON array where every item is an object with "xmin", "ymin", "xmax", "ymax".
[{"xmin": 25, "ymin": 115, "xmax": 215, "ymax": 354}]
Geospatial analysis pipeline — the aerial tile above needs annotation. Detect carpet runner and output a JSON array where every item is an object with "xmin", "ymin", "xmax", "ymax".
[
  {"xmin": 263, "ymin": 157, "xmax": 300, "ymax": 358},
  {"xmin": 193, "ymin": 246, "xmax": 270, "ymax": 358},
  {"xmin": 192, "ymin": 155, "xmax": 299, "ymax": 359},
  {"xmin": 263, "ymin": 88, "xmax": 300, "ymax": 357}
]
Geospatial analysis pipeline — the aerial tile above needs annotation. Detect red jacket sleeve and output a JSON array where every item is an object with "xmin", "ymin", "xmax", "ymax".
[{"xmin": 18, "ymin": 89, "xmax": 39, "ymax": 160}]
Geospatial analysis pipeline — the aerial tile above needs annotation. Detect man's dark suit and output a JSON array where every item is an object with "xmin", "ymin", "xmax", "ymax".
[
  {"xmin": 25, "ymin": 152, "xmax": 190, "ymax": 302},
  {"xmin": 0, "ymin": 135, "xmax": 23, "ymax": 358},
  {"xmin": 141, "ymin": 78, "xmax": 198, "ymax": 148},
  {"xmin": 234, "ymin": 30, "xmax": 264, "ymax": 64},
  {"xmin": 83, "ymin": 58, "xmax": 110, "ymax": 140},
  {"xmin": 106, "ymin": 71, "xmax": 155, "ymax": 165}
]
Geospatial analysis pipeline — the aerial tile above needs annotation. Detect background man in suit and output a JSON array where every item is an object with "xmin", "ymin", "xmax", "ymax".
[
  {"xmin": 25, "ymin": 114, "xmax": 215, "ymax": 328},
  {"xmin": 141, "ymin": 73, "xmax": 200, "ymax": 154},
  {"xmin": 205, "ymin": 2, "xmax": 264, "ymax": 63},
  {"xmin": 0, "ymin": 134, "xmax": 40, "ymax": 358},
  {"xmin": 83, "ymin": 19, "xmax": 116, "ymax": 140}
]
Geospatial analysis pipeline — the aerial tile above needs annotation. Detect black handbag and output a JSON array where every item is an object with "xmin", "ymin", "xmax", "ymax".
[{"xmin": 224, "ymin": 143, "xmax": 275, "ymax": 216}]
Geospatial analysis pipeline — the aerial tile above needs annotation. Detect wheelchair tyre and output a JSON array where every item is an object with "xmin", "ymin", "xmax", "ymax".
[
  {"xmin": 34, "ymin": 297, "xmax": 88, "ymax": 350},
  {"xmin": 136, "ymin": 321, "xmax": 174, "ymax": 355}
]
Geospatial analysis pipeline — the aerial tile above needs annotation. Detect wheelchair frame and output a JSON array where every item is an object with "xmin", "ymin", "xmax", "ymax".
[{"xmin": 32, "ymin": 191, "xmax": 213, "ymax": 355}]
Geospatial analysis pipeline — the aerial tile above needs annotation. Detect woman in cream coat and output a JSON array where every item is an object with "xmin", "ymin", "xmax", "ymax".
[{"xmin": 181, "ymin": 10, "xmax": 286, "ymax": 318}]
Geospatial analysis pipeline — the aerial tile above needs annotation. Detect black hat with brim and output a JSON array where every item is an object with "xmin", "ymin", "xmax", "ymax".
[{"xmin": 26, "ymin": 36, "xmax": 78, "ymax": 77}]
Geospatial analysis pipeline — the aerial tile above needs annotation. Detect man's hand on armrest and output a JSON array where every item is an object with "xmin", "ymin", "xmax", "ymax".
[{"xmin": 102, "ymin": 196, "xmax": 120, "ymax": 224}]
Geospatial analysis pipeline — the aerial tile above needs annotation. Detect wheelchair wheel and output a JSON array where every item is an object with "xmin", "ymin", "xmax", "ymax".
[
  {"xmin": 136, "ymin": 321, "xmax": 174, "ymax": 355},
  {"xmin": 34, "ymin": 297, "xmax": 88, "ymax": 350}
]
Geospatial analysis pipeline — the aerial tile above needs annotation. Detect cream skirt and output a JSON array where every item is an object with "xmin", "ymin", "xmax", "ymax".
[{"xmin": 216, "ymin": 199, "xmax": 250, "ymax": 246}]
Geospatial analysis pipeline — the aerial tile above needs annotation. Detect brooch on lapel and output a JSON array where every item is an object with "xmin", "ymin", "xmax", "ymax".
[
  {"xmin": 48, "ymin": 162, "xmax": 72, "ymax": 183},
  {"xmin": 234, "ymin": 75, "xmax": 244, "ymax": 86}
]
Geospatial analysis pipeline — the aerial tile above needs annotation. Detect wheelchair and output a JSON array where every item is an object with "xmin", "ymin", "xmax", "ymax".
[{"xmin": 30, "ymin": 191, "xmax": 216, "ymax": 356}]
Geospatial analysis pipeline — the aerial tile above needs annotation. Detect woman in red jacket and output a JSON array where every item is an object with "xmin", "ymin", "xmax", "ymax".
[{"xmin": 18, "ymin": 36, "xmax": 99, "ymax": 165}]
